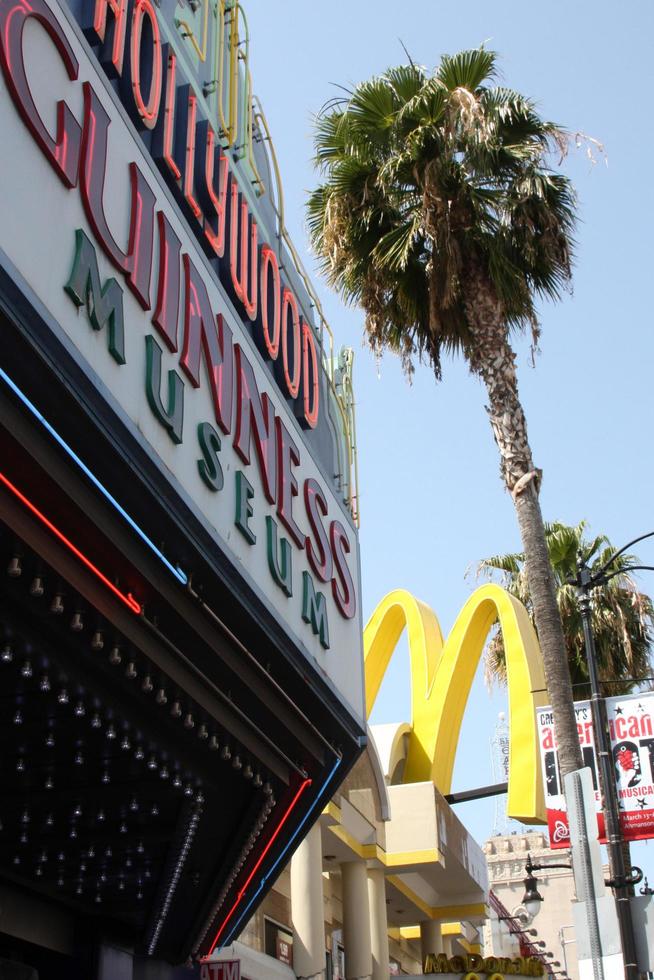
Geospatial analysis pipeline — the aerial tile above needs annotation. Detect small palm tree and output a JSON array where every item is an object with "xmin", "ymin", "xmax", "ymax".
[
  {"xmin": 308, "ymin": 50, "xmax": 584, "ymax": 775},
  {"xmin": 479, "ymin": 521, "xmax": 654, "ymax": 698}
]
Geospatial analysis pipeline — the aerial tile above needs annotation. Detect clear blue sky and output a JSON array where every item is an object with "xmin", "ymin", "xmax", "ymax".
[{"xmin": 244, "ymin": 0, "xmax": 654, "ymax": 874}]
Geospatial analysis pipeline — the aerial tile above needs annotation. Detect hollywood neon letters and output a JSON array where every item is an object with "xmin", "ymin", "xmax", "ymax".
[
  {"xmin": 0, "ymin": 0, "xmax": 356, "ymax": 629},
  {"xmin": 0, "ymin": 0, "xmax": 320, "ymax": 429}
]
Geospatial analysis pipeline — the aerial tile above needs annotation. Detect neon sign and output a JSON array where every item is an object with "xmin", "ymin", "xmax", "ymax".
[
  {"xmin": 0, "ymin": 0, "xmax": 365, "ymax": 711},
  {"xmin": 0, "ymin": 0, "xmax": 321, "ymax": 431},
  {"xmin": 0, "ymin": 470, "xmax": 142, "ymax": 614}
]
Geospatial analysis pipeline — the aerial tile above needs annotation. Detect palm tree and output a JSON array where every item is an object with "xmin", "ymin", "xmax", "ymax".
[
  {"xmin": 307, "ymin": 50, "xmax": 585, "ymax": 775},
  {"xmin": 479, "ymin": 521, "xmax": 654, "ymax": 698}
]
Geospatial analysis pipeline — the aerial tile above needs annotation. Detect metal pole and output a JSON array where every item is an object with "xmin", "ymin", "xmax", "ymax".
[
  {"xmin": 558, "ymin": 924, "xmax": 575, "ymax": 978},
  {"xmin": 577, "ymin": 566, "xmax": 639, "ymax": 979}
]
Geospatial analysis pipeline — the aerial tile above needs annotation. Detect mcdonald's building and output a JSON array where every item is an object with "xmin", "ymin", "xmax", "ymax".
[
  {"xmin": 0, "ymin": 0, "xmax": 367, "ymax": 975},
  {"xmin": 201, "ymin": 588, "xmax": 554, "ymax": 980}
]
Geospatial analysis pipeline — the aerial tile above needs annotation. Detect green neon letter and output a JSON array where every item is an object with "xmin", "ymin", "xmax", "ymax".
[
  {"xmin": 197, "ymin": 421, "xmax": 224, "ymax": 491},
  {"xmin": 235, "ymin": 470, "xmax": 256, "ymax": 544},
  {"xmin": 302, "ymin": 571, "xmax": 329, "ymax": 649},
  {"xmin": 266, "ymin": 516, "xmax": 292, "ymax": 597},
  {"xmin": 65, "ymin": 228, "xmax": 126, "ymax": 364},
  {"xmin": 145, "ymin": 335, "xmax": 184, "ymax": 444}
]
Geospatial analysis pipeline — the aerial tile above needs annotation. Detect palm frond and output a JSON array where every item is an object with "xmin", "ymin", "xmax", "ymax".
[
  {"xmin": 308, "ymin": 50, "xmax": 578, "ymax": 378},
  {"xmin": 479, "ymin": 522, "xmax": 654, "ymax": 696},
  {"xmin": 437, "ymin": 48, "xmax": 498, "ymax": 92}
]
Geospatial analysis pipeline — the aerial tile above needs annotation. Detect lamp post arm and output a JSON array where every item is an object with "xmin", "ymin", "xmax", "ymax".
[
  {"xmin": 593, "ymin": 564, "xmax": 654, "ymax": 588},
  {"xmin": 528, "ymin": 861, "xmax": 572, "ymax": 872},
  {"xmin": 606, "ymin": 866, "xmax": 643, "ymax": 890},
  {"xmin": 592, "ymin": 530, "xmax": 654, "ymax": 582}
]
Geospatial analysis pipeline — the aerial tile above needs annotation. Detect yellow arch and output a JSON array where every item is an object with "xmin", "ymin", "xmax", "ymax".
[{"xmin": 364, "ymin": 584, "xmax": 546, "ymax": 822}]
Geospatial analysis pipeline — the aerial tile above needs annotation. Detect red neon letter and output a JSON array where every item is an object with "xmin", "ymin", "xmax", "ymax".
[
  {"xmin": 0, "ymin": 0, "xmax": 82, "ymax": 188},
  {"xmin": 275, "ymin": 417, "xmax": 304, "ymax": 549},
  {"xmin": 180, "ymin": 254, "xmax": 234, "ymax": 434},
  {"xmin": 130, "ymin": 0, "xmax": 162, "ymax": 129},
  {"xmin": 200, "ymin": 126, "xmax": 228, "ymax": 258},
  {"xmin": 80, "ymin": 82, "xmax": 155, "ymax": 309},
  {"xmin": 92, "ymin": 0, "xmax": 127, "ymax": 76},
  {"xmin": 304, "ymin": 478, "xmax": 332, "ymax": 583},
  {"xmin": 153, "ymin": 211, "xmax": 181, "ymax": 351},
  {"xmin": 260, "ymin": 245, "xmax": 281, "ymax": 359},
  {"xmin": 182, "ymin": 88, "xmax": 202, "ymax": 221},
  {"xmin": 302, "ymin": 319, "xmax": 319, "ymax": 429},
  {"xmin": 155, "ymin": 47, "xmax": 181, "ymax": 181},
  {"xmin": 330, "ymin": 520, "xmax": 356, "ymax": 619},
  {"xmin": 281, "ymin": 289, "xmax": 301, "ymax": 399},
  {"xmin": 233, "ymin": 345, "xmax": 276, "ymax": 504},
  {"xmin": 230, "ymin": 180, "xmax": 258, "ymax": 321}
]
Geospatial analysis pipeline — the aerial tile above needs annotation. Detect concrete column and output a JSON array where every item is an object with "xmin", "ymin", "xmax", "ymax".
[
  {"xmin": 367, "ymin": 868, "xmax": 389, "ymax": 980},
  {"xmin": 341, "ymin": 861, "xmax": 372, "ymax": 980},
  {"xmin": 420, "ymin": 919, "xmax": 444, "ymax": 964},
  {"xmin": 291, "ymin": 822, "xmax": 325, "ymax": 980}
]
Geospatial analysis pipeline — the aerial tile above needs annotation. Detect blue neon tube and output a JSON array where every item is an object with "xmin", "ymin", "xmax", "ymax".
[
  {"xmin": 0, "ymin": 366, "xmax": 188, "ymax": 585},
  {"xmin": 219, "ymin": 754, "xmax": 342, "ymax": 951}
]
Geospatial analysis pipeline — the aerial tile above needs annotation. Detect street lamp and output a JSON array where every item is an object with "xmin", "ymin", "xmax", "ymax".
[
  {"xmin": 521, "ymin": 852, "xmax": 642, "ymax": 913},
  {"xmin": 571, "ymin": 530, "xmax": 654, "ymax": 980},
  {"xmin": 521, "ymin": 854, "xmax": 570, "ymax": 918},
  {"xmin": 497, "ymin": 912, "xmax": 528, "ymax": 926}
]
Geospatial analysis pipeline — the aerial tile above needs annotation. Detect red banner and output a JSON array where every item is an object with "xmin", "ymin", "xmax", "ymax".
[{"xmin": 536, "ymin": 692, "xmax": 654, "ymax": 848}]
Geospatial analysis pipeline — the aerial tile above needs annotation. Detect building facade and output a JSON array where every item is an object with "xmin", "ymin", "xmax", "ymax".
[
  {"xmin": 0, "ymin": 0, "xmax": 367, "ymax": 974},
  {"xmin": 483, "ymin": 832, "xmax": 581, "ymax": 980},
  {"xmin": 208, "ymin": 733, "xmax": 490, "ymax": 979}
]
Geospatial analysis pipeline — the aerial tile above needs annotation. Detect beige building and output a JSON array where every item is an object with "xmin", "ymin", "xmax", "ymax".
[
  {"xmin": 483, "ymin": 832, "xmax": 580, "ymax": 980},
  {"xmin": 207, "ymin": 728, "xmax": 489, "ymax": 978}
]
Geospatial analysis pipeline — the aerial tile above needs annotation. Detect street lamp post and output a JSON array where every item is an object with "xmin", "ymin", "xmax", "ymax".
[{"xmin": 572, "ymin": 531, "xmax": 654, "ymax": 980}]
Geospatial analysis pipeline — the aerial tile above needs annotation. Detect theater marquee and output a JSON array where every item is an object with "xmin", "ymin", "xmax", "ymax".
[
  {"xmin": 0, "ymin": 0, "xmax": 363, "ymax": 714},
  {"xmin": 0, "ymin": 0, "xmax": 364, "ymax": 971}
]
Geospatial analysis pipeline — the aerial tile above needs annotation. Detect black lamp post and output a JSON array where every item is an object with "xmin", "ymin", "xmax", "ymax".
[
  {"xmin": 570, "ymin": 531, "xmax": 654, "ymax": 980},
  {"xmin": 521, "ymin": 853, "xmax": 572, "ymax": 918}
]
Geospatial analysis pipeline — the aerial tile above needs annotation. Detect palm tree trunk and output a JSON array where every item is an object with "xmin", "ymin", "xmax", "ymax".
[{"xmin": 460, "ymin": 261, "xmax": 584, "ymax": 778}]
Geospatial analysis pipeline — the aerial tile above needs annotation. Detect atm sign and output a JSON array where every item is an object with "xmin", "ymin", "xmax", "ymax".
[{"xmin": 200, "ymin": 962, "xmax": 240, "ymax": 980}]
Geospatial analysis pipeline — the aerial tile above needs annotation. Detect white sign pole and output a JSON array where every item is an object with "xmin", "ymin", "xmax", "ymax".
[{"xmin": 565, "ymin": 768, "xmax": 623, "ymax": 980}]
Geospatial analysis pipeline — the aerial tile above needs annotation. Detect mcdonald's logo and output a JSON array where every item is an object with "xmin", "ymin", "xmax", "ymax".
[{"xmin": 364, "ymin": 585, "xmax": 547, "ymax": 823}]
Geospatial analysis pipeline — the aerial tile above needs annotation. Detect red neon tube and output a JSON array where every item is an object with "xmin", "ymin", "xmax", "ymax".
[
  {"xmin": 208, "ymin": 777, "xmax": 312, "ymax": 954},
  {"xmin": 0, "ymin": 471, "xmax": 141, "ymax": 614}
]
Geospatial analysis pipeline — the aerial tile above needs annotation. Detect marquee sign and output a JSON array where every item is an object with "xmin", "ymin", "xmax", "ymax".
[
  {"xmin": 0, "ymin": 0, "xmax": 364, "ymax": 721},
  {"xmin": 537, "ymin": 691, "xmax": 654, "ymax": 848}
]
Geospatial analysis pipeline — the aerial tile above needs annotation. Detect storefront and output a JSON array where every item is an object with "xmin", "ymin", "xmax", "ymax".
[{"xmin": 0, "ymin": 0, "xmax": 365, "ymax": 974}]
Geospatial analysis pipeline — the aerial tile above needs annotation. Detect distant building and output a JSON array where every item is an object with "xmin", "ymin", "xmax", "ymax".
[{"xmin": 483, "ymin": 832, "xmax": 582, "ymax": 980}]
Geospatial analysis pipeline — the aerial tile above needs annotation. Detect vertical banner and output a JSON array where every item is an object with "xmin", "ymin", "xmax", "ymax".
[{"xmin": 536, "ymin": 692, "xmax": 654, "ymax": 848}]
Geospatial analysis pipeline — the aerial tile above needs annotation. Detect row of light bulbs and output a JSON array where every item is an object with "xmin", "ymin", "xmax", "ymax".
[
  {"xmin": 4, "ymin": 561, "xmax": 275, "ymax": 795},
  {"xmin": 192, "ymin": 791, "xmax": 276, "ymax": 955},
  {"xmin": 2, "ymin": 627, "xmax": 200, "ymax": 907},
  {"xmin": 3, "ymin": 640, "xmax": 212, "ymax": 798},
  {"xmin": 147, "ymin": 802, "xmax": 204, "ymax": 954},
  {"xmin": 3, "ymin": 550, "xmax": 280, "ymax": 928}
]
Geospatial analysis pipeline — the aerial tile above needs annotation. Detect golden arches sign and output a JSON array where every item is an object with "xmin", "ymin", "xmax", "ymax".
[{"xmin": 364, "ymin": 584, "xmax": 547, "ymax": 823}]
